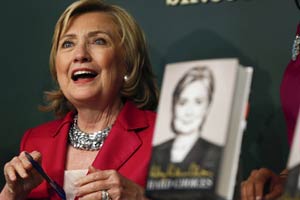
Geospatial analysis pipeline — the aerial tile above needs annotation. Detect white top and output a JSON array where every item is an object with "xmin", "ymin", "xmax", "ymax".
[
  {"xmin": 64, "ymin": 169, "xmax": 88, "ymax": 200},
  {"xmin": 170, "ymin": 131, "xmax": 199, "ymax": 163}
]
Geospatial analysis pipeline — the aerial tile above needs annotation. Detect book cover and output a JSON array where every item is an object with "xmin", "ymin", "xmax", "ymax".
[{"xmin": 146, "ymin": 58, "xmax": 253, "ymax": 200}]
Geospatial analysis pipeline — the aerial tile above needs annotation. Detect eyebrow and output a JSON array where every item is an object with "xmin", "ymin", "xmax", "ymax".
[
  {"xmin": 60, "ymin": 30, "xmax": 112, "ymax": 41},
  {"xmin": 88, "ymin": 30, "xmax": 112, "ymax": 38}
]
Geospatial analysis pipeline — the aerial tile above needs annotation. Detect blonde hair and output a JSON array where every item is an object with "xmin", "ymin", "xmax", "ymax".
[{"xmin": 41, "ymin": 0, "xmax": 158, "ymax": 117}]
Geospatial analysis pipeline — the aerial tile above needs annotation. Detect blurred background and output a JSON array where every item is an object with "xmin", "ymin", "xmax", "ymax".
[{"xmin": 0, "ymin": 0, "xmax": 297, "ymax": 189}]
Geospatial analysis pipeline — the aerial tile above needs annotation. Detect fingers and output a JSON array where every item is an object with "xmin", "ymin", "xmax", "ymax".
[
  {"xmin": 241, "ymin": 168, "xmax": 285, "ymax": 200},
  {"xmin": 252, "ymin": 169, "xmax": 267, "ymax": 200},
  {"xmin": 264, "ymin": 189, "xmax": 283, "ymax": 200},
  {"xmin": 256, "ymin": 168, "xmax": 273, "ymax": 181},
  {"xmin": 30, "ymin": 151, "xmax": 42, "ymax": 163},
  {"xmin": 3, "ymin": 151, "xmax": 43, "ymax": 197},
  {"xmin": 241, "ymin": 168, "xmax": 272, "ymax": 200},
  {"xmin": 4, "ymin": 151, "xmax": 42, "ymax": 181},
  {"xmin": 76, "ymin": 167, "xmax": 145, "ymax": 200},
  {"xmin": 4, "ymin": 151, "xmax": 36, "ymax": 181},
  {"xmin": 75, "ymin": 166, "xmax": 111, "ymax": 187},
  {"xmin": 74, "ymin": 167, "xmax": 118, "ymax": 198},
  {"xmin": 241, "ymin": 169, "xmax": 260, "ymax": 200},
  {"xmin": 78, "ymin": 190, "xmax": 106, "ymax": 200},
  {"xmin": 264, "ymin": 174, "xmax": 284, "ymax": 200},
  {"xmin": 241, "ymin": 179, "xmax": 255, "ymax": 200}
]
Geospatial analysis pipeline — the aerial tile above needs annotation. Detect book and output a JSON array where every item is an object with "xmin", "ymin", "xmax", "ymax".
[
  {"xmin": 279, "ymin": 109, "xmax": 300, "ymax": 199},
  {"xmin": 146, "ymin": 58, "xmax": 253, "ymax": 200}
]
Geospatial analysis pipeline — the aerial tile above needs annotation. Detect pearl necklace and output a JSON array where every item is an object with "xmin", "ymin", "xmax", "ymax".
[{"xmin": 68, "ymin": 115, "xmax": 111, "ymax": 151}]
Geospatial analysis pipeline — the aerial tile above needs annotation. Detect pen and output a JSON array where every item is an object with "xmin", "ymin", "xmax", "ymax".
[{"xmin": 24, "ymin": 152, "xmax": 66, "ymax": 200}]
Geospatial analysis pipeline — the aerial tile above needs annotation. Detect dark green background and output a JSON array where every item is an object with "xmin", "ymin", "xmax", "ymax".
[{"xmin": 0, "ymin": 0, "xmax": 297, "ymax": 190}]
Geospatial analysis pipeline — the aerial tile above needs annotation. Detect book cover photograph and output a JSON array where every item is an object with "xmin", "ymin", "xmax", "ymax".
[{"xmin": 146, "ymin": 58, "xmax": 253, "ymax": 200}]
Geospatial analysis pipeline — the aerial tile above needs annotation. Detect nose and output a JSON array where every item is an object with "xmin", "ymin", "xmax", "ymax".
[
  {"xmin": 184, "ymin": 104, "xmax": 195, "ymax": 117},
  {"xmin": 73, "ymin": 43, "xmax": 91, "ymax": 63}
]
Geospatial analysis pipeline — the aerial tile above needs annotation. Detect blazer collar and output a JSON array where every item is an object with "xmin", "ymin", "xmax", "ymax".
[
  {"xmin": 92, "ymin": 101, "xmax": 150, "ymax": 170},
  {"xmin": 51, "ymin": 112, "xmax": 74, "ymax": 137},
  {"xmin": 51, "ymin": 101, "xmax": 150, "ymax": 170},
  {"xmin": 115, "ymin": 101, "xmax": 149, "ymax": 131}
]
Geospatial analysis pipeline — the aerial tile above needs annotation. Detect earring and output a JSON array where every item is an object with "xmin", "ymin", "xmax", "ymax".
[{"xmin": 124, "ymin": 75, "xmax": 128, "ymax": 81}]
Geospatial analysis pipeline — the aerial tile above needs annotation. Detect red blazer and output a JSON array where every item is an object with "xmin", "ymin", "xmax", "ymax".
[{"xmin": 20, "ymin": 101, "xmax": 156, "ymax": 199}]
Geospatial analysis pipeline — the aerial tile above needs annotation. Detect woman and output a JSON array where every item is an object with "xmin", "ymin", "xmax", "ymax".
[
  {"xmin": 0, "ymin": 0, "xmax": 158, "ymax": 199},
  {"xmin": 148, "ymin": 66, "xmax": 222, "ymax": 199},
  {"xmin": 240, "ymin": 17, "xmax": 300, "ymax": 200}
]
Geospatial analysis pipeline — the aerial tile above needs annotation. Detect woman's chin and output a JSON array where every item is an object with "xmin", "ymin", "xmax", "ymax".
[
  {"xmin": 68, "ymin": 94, "xmax": 102, "ymax": 106},
  {"xmin": 176, "ymin": 127, "xmax": 198, "ymax": 135}
]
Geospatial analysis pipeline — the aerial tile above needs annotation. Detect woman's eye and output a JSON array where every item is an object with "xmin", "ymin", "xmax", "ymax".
[
  {"xmin": 61, "ymin": 41, "xmax": 73, "ymax": 48},
  {"xmin": 195, "ymin": 99, "xmax": 203, "ymax": 104},
  {"xmin": 177, "ymin": 99, "xmax": 187, "ymax": 106},
  {"xmin": 94, "ymin": 38, "xmax": 106, "ymax": 45}
]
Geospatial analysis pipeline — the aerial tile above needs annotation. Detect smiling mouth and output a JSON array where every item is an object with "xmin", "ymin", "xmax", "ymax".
[{"xmin": 71, "ymin": 70, "xmax": 98, "ymax": 81}]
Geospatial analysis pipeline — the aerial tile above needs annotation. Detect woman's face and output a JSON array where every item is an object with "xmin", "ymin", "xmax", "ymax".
[
  {"xmin": 174, "ymin": 80, "xmax": 210, "ymax": 135},
  {"xmin": 55, "ymin": 11, "xmax": 125, "ymax": 108}
]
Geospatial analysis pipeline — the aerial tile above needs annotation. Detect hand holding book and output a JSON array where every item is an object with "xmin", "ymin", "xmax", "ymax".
[{"xmin": 240, "ymin": 168, "xmax": 286, "ymax": 200}]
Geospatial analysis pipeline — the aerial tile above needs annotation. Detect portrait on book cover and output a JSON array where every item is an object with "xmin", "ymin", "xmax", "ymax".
[
  {"xmin": 152, "ymin": 66, "xmax": 222, "ymax": 170},
  {"xmin": 147, "ymin": 59, "xmax": 240, "ymax": 199}
]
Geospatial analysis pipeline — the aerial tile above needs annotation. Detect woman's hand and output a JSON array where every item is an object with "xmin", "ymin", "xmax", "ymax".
[
  {"xmin": 75, "ymin": 166, "xmax": 149, "ymax": 200},
  {"xmin": 240, "ymin": 168, "xmax": 287, "ymax": 200},
  {"xmin": 1, "ymin": 151, "xmax": 43, "ymax": 200}
]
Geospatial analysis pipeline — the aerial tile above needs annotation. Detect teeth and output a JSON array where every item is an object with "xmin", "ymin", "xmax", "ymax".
[
  {"xmin": 72, "ymin": 70, "xmax": 97, "ymax": 81},
  {"xmin": 74, "ymin": 70, "xmax": 94, "ymax": 76}
]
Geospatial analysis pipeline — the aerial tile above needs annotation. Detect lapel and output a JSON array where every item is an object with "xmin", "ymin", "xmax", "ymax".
[
  {"xmin": 92, "ymin": 101, "xmax": 149, "ymax": 170},
  {"xmin": 183, "ymin": 138, "xmax": 203, "ymax": 164},
  {"xmin": 45, "ymin": 112, "xmax": 74, "ymax": 189}
]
